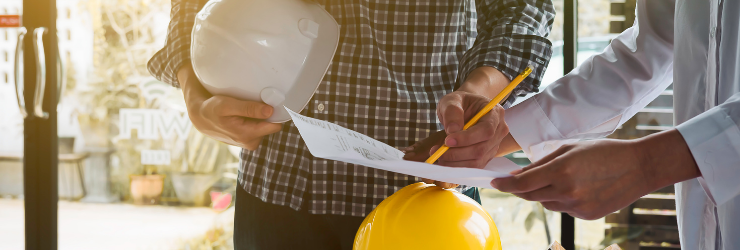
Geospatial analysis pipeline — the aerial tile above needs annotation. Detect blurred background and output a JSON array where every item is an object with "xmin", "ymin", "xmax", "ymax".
[{"xmin": 1, "ymin": 0, "xmax": 678, "ymax": 249}]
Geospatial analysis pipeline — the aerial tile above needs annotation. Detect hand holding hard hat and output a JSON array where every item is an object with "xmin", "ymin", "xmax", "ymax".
[{"xmin": 190, "ymin": 0, "xmax": 340, "ymax": 123}]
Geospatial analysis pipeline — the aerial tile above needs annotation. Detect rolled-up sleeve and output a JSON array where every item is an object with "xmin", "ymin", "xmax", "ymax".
[
  {"xmin": 457, "ymin": 0, "xmax": 555, "ymax": 105},
  {"xmin": 147, "ymin": 0, "xmax": 209, "ymax": 87},
  {"xmin": 504, "ymin": 0, "xmax": 675, "ymax": 162},
  {"xmin": 676, "ymin": 92, "xmax": 740, "ymax": 206}
]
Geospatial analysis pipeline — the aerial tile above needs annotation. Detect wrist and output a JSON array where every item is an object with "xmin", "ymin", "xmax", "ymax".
[
  {"xmin": 458, "ymin": 66, "xmax": 510, "ymax": 99},
  {"xmin": 634, "ymin": 129, "xmax": 701, "ymax": 191},
  {"xmin": 495, "ymin": 133, "xmax": 522, "ymax": 157},
  {"xmin": 177, "ymin": 63, "xmax": 194, "ymax": 89}
]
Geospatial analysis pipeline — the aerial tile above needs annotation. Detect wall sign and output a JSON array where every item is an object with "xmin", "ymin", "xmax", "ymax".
[
  {"xmin": 118, "ymin": 109, "xmax": 192, "ymax": 140},
  {"xmin": 0, "ymin": 15, "xmax": 20, "ymax": 27}
]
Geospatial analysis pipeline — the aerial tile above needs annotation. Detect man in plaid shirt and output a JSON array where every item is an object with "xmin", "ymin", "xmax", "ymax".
[{"xmin": 149, "ymin": 0, "xmax": 553, "ymax": 249}]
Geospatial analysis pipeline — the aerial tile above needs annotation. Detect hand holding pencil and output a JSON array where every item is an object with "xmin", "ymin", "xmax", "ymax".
[
  {"xmin": 426, "ymin": 65, "xmax": 533, "ymax": 164},
  {"xmin": 402, "ymin": 65, "xmax": 533, "ymax": 188}
]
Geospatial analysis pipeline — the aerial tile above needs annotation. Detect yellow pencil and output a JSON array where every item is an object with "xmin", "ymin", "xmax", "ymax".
[{"xmin": 425, "ymin": 65, "xmax": 534, "ymax": 164}]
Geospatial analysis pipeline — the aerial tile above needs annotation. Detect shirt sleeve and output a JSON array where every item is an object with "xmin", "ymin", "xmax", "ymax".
[
  {"xmin": 676, "ymin": 92, "xmax": 740, "ymax": 206},
  {"xmin": 504, "ymin": 0, "xmax": 676, "ymax": 162},
  {"xmin": 147, "ymin": 0, "xmax": 209, "ymax": 87},
  {"xmin": 457, "ymin": 0, "xmax": 555, "ymax": 105}
]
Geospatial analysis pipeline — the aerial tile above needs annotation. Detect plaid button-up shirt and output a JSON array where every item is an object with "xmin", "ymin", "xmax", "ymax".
[{"xmin": 149, "ymin": 0, "xmax": 554, "ymax": 216}]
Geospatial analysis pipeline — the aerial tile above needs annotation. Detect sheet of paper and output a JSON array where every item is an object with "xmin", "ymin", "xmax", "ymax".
[{"xmin": 286, "ymin": 107, "xmax": 522, "ymax": 188}]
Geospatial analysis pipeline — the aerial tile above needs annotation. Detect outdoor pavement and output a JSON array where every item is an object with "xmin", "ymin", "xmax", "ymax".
[{"xmin": 0, "ymin": 198, "xmax": 226, "ymax": 250}]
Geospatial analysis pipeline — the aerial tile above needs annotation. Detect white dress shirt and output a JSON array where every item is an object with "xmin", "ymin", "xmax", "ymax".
[{"xmin": 505, "ymin": 0, "xmax": 740, "ymax": 249}]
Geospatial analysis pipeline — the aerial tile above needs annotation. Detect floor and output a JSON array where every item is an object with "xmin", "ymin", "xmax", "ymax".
[
  {"xmin": 0, "ymin": 189, "xmax": 605, "ymax": 250},
  {"xmin": 0, "ymin": 199, "xmax": 229, "ymax": 250}
]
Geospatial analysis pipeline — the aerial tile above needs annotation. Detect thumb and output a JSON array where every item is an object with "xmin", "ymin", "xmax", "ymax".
[{"xmin": 438, "ymin": 94, "xmax": 465, "ymax": 134}]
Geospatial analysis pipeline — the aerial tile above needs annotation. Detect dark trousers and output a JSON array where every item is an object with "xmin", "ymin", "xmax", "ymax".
[{"xmin": 233, "ymin": 186, "xmax": 481, "ymax": 250}]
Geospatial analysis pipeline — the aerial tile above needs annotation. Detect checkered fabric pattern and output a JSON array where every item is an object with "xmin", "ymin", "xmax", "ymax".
[{"xmin": 148, "ymin": 0, "xmax": 554, "ymax": 216}]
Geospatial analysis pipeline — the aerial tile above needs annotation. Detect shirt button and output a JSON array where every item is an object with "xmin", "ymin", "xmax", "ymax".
[
  {"xmin": 317, "ymin": 103, "xmax": 325, "ymax": 112},
  {"xmin": 711, "ymin": 27, "xmax": 716, "ymax": 38}
]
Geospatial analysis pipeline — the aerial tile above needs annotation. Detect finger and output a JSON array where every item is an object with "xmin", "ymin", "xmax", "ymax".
[
  {"xmin": 208, "ymin": 96, "xmax": 274, "ymax": 119},
  {"xmin": 444, "ymin": 112, "xmax": 499, "ymax": 148},
  {"xmin": 241, "ymin": 122, "xmax": 284, "ymax": 150},
  {"xmin": 403, "ymin": 130, "xmax": 446, "ymax": 162},
  {"xmin": 436, "ymin": 142, "xmax": 497, "ymax": 165},
  {"xmin": 404, "ymin": 151, "xmax": 434, "ymax": 162},
  {"xmin": 490, "ymin": 163, "xmax": 555, "ymax": 193},
  {"xmin": 219, "ymin": 118, "xmax": 282, "ymax": 147},
  {"xmin": 463, "ymin": 96, "xmax": 496, "ymax": 119},
  {"xmin": 421, "ymin": 179, "xmax": 457, "ymax": 189},
  {"xmin": 435, "ymin": 181, "xmax": 458, "ymax": 189},
  {"xmin": 246, "ymin": 120, "xmax": 284, "ymax": 137},
  {"xmin": 428, "ymin": 145, "xmax": 441, "ymax": 158},
  {"xmin": 225, "ymin": 117, "xmax": 283, "ymax": 136},
  {"xmin": 517, "ymin": 145, "xmax": 570, "ymax": 174},
  {"xmin": 404, "ymin": 130, "xmax": 446, "ymax": 153},
  {"xmin": 510, "ymin": 185, "xmax": 569, "ymax": 202},
  {"xmin": 439, "ymin": 95, "xmax": 465, "ymax": 134},
  {"xmin": 437, "ymin": 143, "xmax": 489, "ymax": 162}
]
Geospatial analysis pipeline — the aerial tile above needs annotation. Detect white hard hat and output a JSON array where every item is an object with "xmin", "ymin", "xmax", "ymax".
[{"xmin": 191, "ymin": 0, "xmax": 339, "ymax": 122}]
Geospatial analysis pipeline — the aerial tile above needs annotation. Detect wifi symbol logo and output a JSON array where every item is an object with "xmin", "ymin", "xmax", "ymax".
[{"xmin": 139, "ymin": 78, "xmax": 170, "ymax": 102}]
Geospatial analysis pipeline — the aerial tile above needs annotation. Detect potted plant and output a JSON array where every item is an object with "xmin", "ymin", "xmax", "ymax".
[
  {"xmin": 129, "ymin": 165, "xmax": 165, "ymax": 205},
  {"xmin": 169, "ymin": 129, "xmax": 231, "ymax": 206}
]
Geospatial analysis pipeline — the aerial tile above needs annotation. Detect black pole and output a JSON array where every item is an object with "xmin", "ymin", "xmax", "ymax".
[
  {"xmin": 561, "ymin": 0, "xmax": 577, "ymax": 248},
  {"xmin": 23, "ymin": 0, "xmax": 58, "ymax": 249}
]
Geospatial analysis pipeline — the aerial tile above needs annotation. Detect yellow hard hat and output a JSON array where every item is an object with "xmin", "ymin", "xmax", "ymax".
[{"xmin": 354, "ymin": 182, "xmax": 502, "ymax": 250}]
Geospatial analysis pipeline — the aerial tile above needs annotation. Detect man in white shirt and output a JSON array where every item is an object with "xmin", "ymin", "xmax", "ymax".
[{"xmin": 405, "ymin": 0, "xmax": 738, "ymax": 248}]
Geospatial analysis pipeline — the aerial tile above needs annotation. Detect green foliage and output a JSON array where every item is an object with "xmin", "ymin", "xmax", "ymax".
[
  {"xmin": 524, "ymin": 210, "xmax": 537, "ymax": 232},
  {"xmin": 599, "ymin": 226, "xmax": 644, "ymax": 248}
]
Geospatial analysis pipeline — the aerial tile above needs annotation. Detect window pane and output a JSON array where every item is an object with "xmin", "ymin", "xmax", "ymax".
[
  {"xmin": 482, "ymin": 189, "xmax": 562, "ymax": 249},
  {"xmin": 52, "ymin": 0, "xmax": 237, "ymax": 248},
  {"xmin": 573, "ymin": 0, "xmax": 679, "ymax": 249},
  {"xmin": 0, "ymin": 1, "xmax": 24, "ymax": 249},
  {"xmin": 573, "ymin": 0, "xmax": 613, "ymax": 248},
  {"xmin": 489, "ymin": 0, "xmax": 565, "ymax": 249}
]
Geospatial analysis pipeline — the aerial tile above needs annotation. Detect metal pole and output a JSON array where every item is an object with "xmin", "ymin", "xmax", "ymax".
[{"xmin": 561, "ymin": 0, "xmax": 577, "ymax": 248}]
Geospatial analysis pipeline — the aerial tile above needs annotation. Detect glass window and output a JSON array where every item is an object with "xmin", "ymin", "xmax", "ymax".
[
  {"xmin": 0, "ymin": 2, "xmax": 24, "ymax": 249},
  {"xmin": 59, "ymin": 0, "xmax": 237, "ymax": 247},
  {"xmin": 0, "ymin": 0, "xmax": 236, "ymax": 248}
]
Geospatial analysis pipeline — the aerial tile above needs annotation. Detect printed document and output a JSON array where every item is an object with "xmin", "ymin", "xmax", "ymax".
[{"xmin": 286, "ymin": 107, "xmax": 522, "ymax": 188}]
